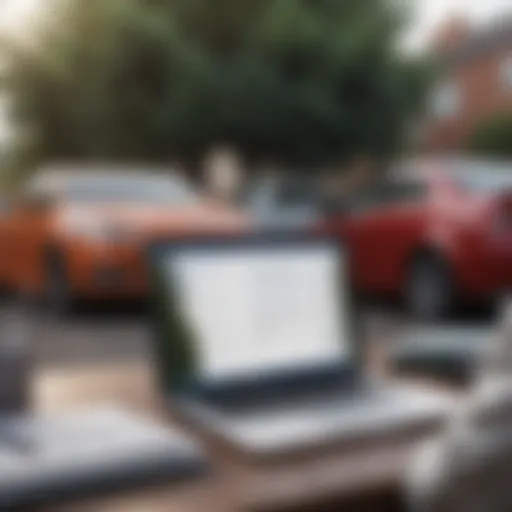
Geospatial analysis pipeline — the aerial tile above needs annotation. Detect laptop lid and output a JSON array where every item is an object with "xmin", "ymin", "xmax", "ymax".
[{"xmin": 148, "ymin": 232, "xmax": 362, "ymax": 402}]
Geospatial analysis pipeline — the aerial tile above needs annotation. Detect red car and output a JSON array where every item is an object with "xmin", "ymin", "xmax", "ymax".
[{"xmin": 324, "ymin": 160, "xmax": 512, "ymax": 319}]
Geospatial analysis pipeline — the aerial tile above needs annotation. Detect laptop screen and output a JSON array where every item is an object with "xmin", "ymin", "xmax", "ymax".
[{"xmin": 162, "ymin": 241, "xmax": 352, "ymax": 385}]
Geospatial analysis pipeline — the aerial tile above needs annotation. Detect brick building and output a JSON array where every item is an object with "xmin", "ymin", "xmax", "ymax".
[{"xmin": 421, "ymin": 16, "xmax": 512, "ymax": 153}]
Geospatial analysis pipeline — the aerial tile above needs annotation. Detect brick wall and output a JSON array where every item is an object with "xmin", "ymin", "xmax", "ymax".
[{"xmin": 421, "ymin": 19, "xmax": 512, "ymax": 153}]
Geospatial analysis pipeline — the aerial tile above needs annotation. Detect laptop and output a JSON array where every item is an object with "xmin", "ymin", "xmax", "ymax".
[{"xmin": 148, "ymin": 232, "xmax": 453, "ymax": 459}]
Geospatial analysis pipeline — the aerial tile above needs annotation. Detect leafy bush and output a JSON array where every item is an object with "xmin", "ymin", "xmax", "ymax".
[{"xmin": 467, "ymin": 113, "xmax": 512, "ymax": 157}]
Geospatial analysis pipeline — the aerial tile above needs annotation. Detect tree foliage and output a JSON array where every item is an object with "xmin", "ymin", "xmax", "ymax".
[
  {"xmin": 467, "ymin": 113, "xmax": 512, "ymax": 158},
  {"xmin": 2, "ymin": 0, "xmax": 431, "ymax": 172}
]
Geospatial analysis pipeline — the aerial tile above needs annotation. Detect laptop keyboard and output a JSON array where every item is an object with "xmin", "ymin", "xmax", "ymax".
[
  {"xmin": 215, "ymin": 386, "xmax": 451, "ymax": 451},
  {"xmin": 206, "ymin": 380, "xmax": 376, "ymax": 416}
]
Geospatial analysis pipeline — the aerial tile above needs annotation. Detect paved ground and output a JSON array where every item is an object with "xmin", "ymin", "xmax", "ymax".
[
  {"xmin": 0, "ymin": 298, "xmax": 151, "ymax": 369},
  {"xmin": 30, "ymin": 304, "xmax": 411, "ymax": 369},
  {"xmin": 0, "ymin": 296, "xmax": 496, "ymax": 370}
]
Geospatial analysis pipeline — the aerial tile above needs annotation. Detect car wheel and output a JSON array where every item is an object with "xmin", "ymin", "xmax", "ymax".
[
  {"xmin": 44, "ymin": 251, "xmax": 76, "ymax": 317},
  {"xmin": 406, "ymin": 252, "xmax": 455, "ymax": 321}
]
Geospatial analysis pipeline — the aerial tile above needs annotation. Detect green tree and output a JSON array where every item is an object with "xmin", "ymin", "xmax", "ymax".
[
  {"xmin": 1, "ymin": 0, "xmax": 431, "ymax": 173},
  {"xmin": 467, "ymin": 113, "xmax": 512, "ymax": 158}
]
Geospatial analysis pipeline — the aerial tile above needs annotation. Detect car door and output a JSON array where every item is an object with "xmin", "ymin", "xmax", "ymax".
[
  {"xmin": 343, "ymin": 182, "xmax": 395, "ymax": 292},
  {"xmin": 326, "ymin": 177, "xmax": 428, "ymax": 295},
  {"xmin": 323, "ymin": 181, "xmax": 390, "ymax": 292},
  {"xmin": 366, "ymin": 177, "xmax": 429, "ymax": 293}
]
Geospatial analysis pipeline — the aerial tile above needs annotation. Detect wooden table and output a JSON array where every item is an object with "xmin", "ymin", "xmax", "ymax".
[
  {"xmin": 34, "ymin": 360, "xmax": 454, "ymax": 512},
  {"xmin": 35, "ymin": 360, "xmax": 222, "ymax": 512}
]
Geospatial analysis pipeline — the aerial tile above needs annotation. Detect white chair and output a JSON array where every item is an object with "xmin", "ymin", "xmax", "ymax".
[{"xmin": 406, "ymin": 306, "xmax": 512, "ymax": 511}]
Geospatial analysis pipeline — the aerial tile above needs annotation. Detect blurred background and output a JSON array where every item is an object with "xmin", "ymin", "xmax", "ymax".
[
  {"xmin": 0, "ymin": 0, "xmax": 507, "ymax": 323},
  {"xmin": 0, "ymin": 0, "xmax": 510, "ymax": 510}
]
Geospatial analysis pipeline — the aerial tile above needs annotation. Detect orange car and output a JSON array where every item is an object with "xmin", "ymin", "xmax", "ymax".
[{"xmin": 0, "ymin": 167, "xmax": 248, "ymax": 313}]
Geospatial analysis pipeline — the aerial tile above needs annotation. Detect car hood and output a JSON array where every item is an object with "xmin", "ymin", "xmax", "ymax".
[{"xmin": 58, "ymin": 201, "xmax": 249, "ymax": 237}]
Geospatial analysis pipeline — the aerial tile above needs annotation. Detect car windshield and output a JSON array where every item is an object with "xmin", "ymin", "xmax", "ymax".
[
  {"xmin": 451, "ymin": 163, "xmax": 512, "ymax": 193},
  {"xmin": 61, "ymin": 175, "xmax": 198, "ymax": 204},
  {"xmin": 246, "ymin": 177, "xmax": 319, "ymax": 209},
  {"xmin": 244, "ymin": 176, "xmax": 321, "ymax": 227}
]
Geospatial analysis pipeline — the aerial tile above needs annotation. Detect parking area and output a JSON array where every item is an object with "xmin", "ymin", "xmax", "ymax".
[{"xmin": 0, "ymin": 297, "xmax": 490, "ymax": 372}]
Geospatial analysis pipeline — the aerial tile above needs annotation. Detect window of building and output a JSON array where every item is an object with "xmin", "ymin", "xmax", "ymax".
[
  {"xmin": 431, "ymin": 82, "xmax": 461, "ymax": 119},
  {"xmin": 499, "ymin": 57, "xmax": 512, "ymax": 90}
]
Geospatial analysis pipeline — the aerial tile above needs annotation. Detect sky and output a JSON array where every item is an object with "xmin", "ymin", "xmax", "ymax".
[
  {"xmin": 0, "ymin": 0, "xmax": 41, "ymax": 31},
  {"xmin": 0, "ymin": 0, "xmax": 511, "ymax": 51},
  {"xmin": 405, "ymin": 0, "xmax": 512, "ymax": 51},
  {"xmin": 0, "ymin": 0, "xmax": 47, "ymax": 52}
]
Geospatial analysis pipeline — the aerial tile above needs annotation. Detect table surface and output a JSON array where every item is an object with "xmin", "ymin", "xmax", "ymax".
[{"xmin": 34, "ymin": 360, "xmax": 456, "ymax": 512}]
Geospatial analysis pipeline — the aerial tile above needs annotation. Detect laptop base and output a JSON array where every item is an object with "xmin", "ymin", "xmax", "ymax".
[{"xmin": 171, "ymin": 383, "xmax": 453, "ymax": 463}]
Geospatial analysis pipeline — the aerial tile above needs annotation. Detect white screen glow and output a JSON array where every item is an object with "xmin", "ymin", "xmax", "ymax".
[{"xmin": 168, "ymin": 246, "xmax": 350, "ymax": 382}]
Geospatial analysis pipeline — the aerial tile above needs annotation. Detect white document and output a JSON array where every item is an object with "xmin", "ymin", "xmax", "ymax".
[{"xmin": 169, "ymin": 246, "xmax": 350, "ymax": 381}]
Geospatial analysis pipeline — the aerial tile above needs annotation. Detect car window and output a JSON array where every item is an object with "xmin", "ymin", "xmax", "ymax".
[
  {"xmin": 384, "ymin": 180, "xmax": 427, "ymax": 204},
  {"xmin": 451, "ymin": 164, "xmax": 512, "ymax": 193},
  {"xmin": 246, "ymin": 177, "xmax": 319, "ymax": 210},
  {"xmin": 346, "ymin": 178, "xmax": 427, "ymax": 215},
  {"xmin": 28, "ymin": 172, "xmax": 198, "ymax": 206},
  {"xmin": 69, "ymin": 176, "xmax": 197, "ymax": 204},
  {"xmin": 275, "ymin": 181, "xmax": 319, "ymax": 208},
  {"xmin": 344, "ymin": 187, "xmax": 382, "ymax": 214}
]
